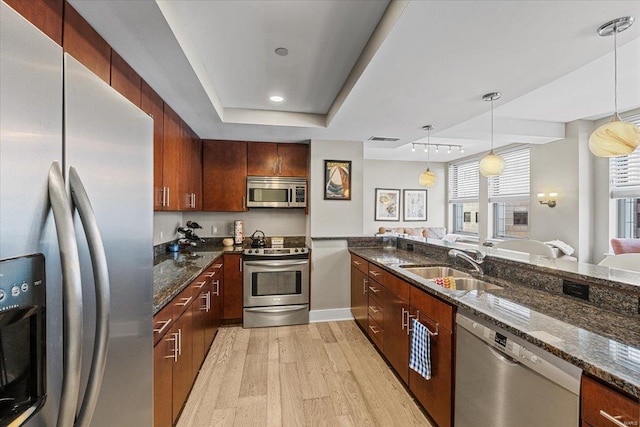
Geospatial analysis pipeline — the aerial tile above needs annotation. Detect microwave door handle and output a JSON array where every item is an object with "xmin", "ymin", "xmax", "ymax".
[
  {"xmin": 48, "ymin": 162, "xmax": 84, "ymax": 427},
  {"xmin": 68, "ymin": 167, "xmax": 111, "ymax": 427},
  {"xmin": 289, "ymin": 188, "xmax": 293, "ymax": 206}
]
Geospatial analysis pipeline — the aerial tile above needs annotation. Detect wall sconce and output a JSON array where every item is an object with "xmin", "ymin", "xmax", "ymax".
[{"xmin": 537, "ymin": 192, "xmax": 557, "ymax": 208}]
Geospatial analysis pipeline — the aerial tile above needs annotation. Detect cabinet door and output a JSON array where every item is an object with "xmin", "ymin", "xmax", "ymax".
[
  {"xmin": 177, "ymin": 121, "xmax": 192, "ymax": 211},
  {"xmin": 350, "ymin": 266, "xmax": 368, "ymax": 331},
  {"xmin": 172, "ymin": 311, "xmax": 193, "ymax": 423},
  {"xmin": 110, "ymin": 50, "xmax": 141, "ymax": 107},
  {"xmin": 581, "ymin": 375, "xmax": 639, "ymax": 427},
  {"xmin": 222, "ymin": 254, "xmax": 243, "ymax": 320},
  {"xmin": 408, "ymin": 309, "xmax": 453, "ymax": 427},
  {"xmin": 162, "ymin": 105, "xmax": 181, "ymax": 211},
  {"xmin": 153, "ymin": 336, "xmax": 174, "ymax": 427},
  {"xmin": 205, "ymin": 263, "xmax": 223, "ymax": 347},
  {"xmin": 247, "ymin": 142, "xmax": 278, "ymax": 176},
  {"xmin": 63, "ymin": 4, "xmax": 111, "ymax": 83},
  {"xmin": 278, "ymin": 143, "xmax": 308, "ymax": 177},
  {"xmin": 202, "ymin": 140, "xmax": 247, "ymax": 211},
  {"xmin": 191, "ymin": 290, "xmax": 207, "ymax": 378},
  {"xmin": 383, "ymin": 292, "xmax": 410, "ymax": 383},
  {"xmin": 141, "ymin": 81, "xmax": 165, "ymax": 211},
  {"xmin": 191, "ymin": 132, "xmax": 202, "ymax": 211}
]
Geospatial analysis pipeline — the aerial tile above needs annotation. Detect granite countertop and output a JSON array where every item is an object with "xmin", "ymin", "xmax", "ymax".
[
  {"xmin": 153, "ymin": 246, "xmax": 242, "ymax": 314},
  {"xmin": 350, "ymin": 247, "xmax": 640, "ymax": 398}
]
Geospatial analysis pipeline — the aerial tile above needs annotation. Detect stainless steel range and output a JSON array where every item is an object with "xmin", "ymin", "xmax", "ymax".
[{"xmin": 243, "ymin": 246, "xmax": 309, "ymax": 328}]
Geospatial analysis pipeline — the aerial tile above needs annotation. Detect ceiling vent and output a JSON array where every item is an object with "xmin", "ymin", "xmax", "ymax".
[{"xmin": 368, "ymin": 136, "xmax": 400, "ymax": 142}]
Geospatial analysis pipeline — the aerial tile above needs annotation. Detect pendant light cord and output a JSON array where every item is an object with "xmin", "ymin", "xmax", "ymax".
[
  {"xmin": 427, "ymin": 127, "xmax": 431, "ymax": 169},
  {"xmin": 490, "ymin": 98, "xmax": 494, "ymax": 150}
]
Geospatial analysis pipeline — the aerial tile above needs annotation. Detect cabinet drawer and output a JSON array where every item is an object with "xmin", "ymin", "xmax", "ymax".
[
  {"xmin": 153, "ymin": 302, "xmax": 174, "ymax": 345},
  {"xmin": 409, "ymin": 286, "xmax": 453, "ymax": 331},
  {"xmin": 172, "ymin": 285, "xmax": 194, "ymax": 318},
  {"xmin": 385, "ymin": 273, "xmax": 410, "ymax": 302},
  {"xmin": 367, "ymin": 265, "xmax": 388, "ymax": 286},
  {"xmin": 368, "ymin": 297, "xmax": 384, "ymax": 325},
  {"xmin": 367, "ymin": 279, "xmax": 385, "ymax": 302},
  {"xmin": 368, "ymin": 316, "xmax": 384, "ymax": 351},
  {"xmin": 351, "ymin": 254, "xmax": 368, "ymax": 274},
  {"xmin": 582, "ymin": 375, "xmax": 639, "ymax": 427}
]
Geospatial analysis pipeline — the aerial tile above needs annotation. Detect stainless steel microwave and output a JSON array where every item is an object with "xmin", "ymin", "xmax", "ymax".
[{"xmin": 246, "ymin": 177, "xmax": 307, "ymax": 208}]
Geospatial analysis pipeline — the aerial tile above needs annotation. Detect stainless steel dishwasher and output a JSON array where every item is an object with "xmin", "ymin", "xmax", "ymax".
[{"xmin": 455, "ymin": 312, "xmax": 582, "ymax": 427}]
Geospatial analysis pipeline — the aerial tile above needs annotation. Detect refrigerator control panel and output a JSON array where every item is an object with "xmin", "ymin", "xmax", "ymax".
[{"xmin": 0, "ymin": 253, "xmax": 45, "ymax": 311}]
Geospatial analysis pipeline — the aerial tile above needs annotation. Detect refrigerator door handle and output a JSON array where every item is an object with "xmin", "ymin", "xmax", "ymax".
[
  {"xmin": 48, "ymin": 162, "xmax": 84, "ymax": 427},
  {"xmin": 68, "ymin": 167, "xmax": 111, "ymax": 427}
]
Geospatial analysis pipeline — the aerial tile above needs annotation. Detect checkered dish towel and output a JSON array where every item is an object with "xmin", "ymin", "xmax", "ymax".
[{"xmin": 409, "ymin": 318, "xmax": 432, "ymax": 380}]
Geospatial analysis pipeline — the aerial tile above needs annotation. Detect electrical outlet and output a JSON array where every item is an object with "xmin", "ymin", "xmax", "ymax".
[{"xmin": 159, "ymin": 231, "xmax": 163, "ymax": 239}]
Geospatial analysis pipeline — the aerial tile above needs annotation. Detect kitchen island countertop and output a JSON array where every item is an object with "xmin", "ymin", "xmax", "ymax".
[{"xmin": 350, "ymin": 247, "xmax": 640, "ymax": 399}]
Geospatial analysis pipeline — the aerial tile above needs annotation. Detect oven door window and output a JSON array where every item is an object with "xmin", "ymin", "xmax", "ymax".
[
  {"xmin": 249, "ymin": 188, "xmax": 288, "ymax": 203},
  {"xmin": 251, "ymin": 271, "xmax": 302, "ymax": 297},
  {"xmin": 0, "ymin": 307, "xmax": 46, "ymax": 426}
]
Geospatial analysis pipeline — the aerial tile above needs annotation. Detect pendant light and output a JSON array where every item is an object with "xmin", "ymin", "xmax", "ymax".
[
  {"xmin": 479, "ymin": 92, "xmax": 505, "ymax": 177},
  {"xmin": 589, "ymin": 16, "xmax": 640, "ymax": 157},
  {"xmin": 419, "ymin": 125, "xmax": 436, "ymax": 187}
]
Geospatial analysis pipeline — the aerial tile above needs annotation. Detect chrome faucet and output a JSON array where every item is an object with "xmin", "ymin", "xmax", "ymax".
[{"xmin": 448, "ymin": 249, "xmax": 485, "ymax": 275}]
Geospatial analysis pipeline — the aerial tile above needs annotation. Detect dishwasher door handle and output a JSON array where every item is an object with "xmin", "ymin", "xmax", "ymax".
[{"xmin": 487, "ymin": 345, "xmax": 520, "ymax": 366}]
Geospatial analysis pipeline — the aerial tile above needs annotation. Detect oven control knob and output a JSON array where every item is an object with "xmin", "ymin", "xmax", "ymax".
[
  {"xmin": 11, "ymin": 285, "xmax": 20, "ymax": 297},
  {"xmin": 21, "ymin": 282, "xmax": 28, "ymax": 292},
  {"xmin": 0, "ymin": 290, "xmax": 5, "ymax": 301},
  {"xmin": 294, "ymin": 249, "xmax": 299, "ymax": 253}
]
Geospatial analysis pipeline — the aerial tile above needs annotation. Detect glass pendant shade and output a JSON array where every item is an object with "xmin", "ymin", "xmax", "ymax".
[
  {"xmin": 589, "ymin": 113, "xmax": 640, "ymax": 157},
  {"xmin": 419, "ymin": 168, "xmax": 436, "ymax": 187},
  {"xmin": 479, "ymin": 150, "xmax": 505, "ymax": 177}
]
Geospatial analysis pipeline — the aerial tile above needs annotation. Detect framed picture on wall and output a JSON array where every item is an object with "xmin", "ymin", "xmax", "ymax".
[
  {"xmin": 375, "ymin": 188, "xmax": 400, "ymax": 221},
  {"xmin": 403, "ymin": 189, "xmax": 427, "ymax": 221},
  {"xmin": 324, "ymin": 160, "xmax": 351, "ymax": 200}
]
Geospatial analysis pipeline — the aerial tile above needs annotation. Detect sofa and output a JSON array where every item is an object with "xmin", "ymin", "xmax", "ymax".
[{"xmin": 378, "ymin": 226, "xmax": 447, "ymax": 239}]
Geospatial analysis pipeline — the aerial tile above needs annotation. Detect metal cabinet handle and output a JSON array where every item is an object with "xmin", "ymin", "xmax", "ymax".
[
  {"xmin": 368, "ymin": 286, "xmax": 381, "ymax": 293},
  {"xmin": 194, "ymin": 280, "xmax": 207, "ymax": 289},
  {"xmin": 401, "ymin": 307, "xmax": 408, "ymax": 331},
  {"xmin": 213, "ymin": 280, "xmax": 220, "ymax": 296},
  {"xmin": 213, "ymin": 263, "xmax": 223, "ymax": 269},
  {"xmin": 369, "ymin": 325, "xmax": 381, "ymax": 334},
  {"xmin": 240, "ymin": 259, "xmax": 243, "ymax": 272},
  {"xmin": 175, "ymin": 296, "xmax": 192, "ymax": 307},
  {"xmin": 165, "ymin": 333, "xmax": 179, "ymax": 362},
  {"xmin": 363, "ymin": 278, "xmax": 368, "ymax": 295},
  {"xmin": 353, "ymin": 260, "xmax": 361, "ymax": 265},
  {"xmin": 599, "ymin": 410, "xmax": 631, "ymax": 427},
  {"xmin": 369, "ymin": 305, "xmax": 380, "ymax": 313},
  {"xmin": 205, "ymin": 272, "xmax": 216, "ymax": 278},
  {"xmin": 153, "ymin": 319, "xmax": 172, "ymax": 336},
  {"xmin": 242, "ymin": 195, "xmax": 246, "ymax": 210},
  {"xmin": 177, "ymin": 328, "xmax": 182, "ymax": 356},
  {"xmin": 206, "ymin": 292, "xmax": 211, "ymax": 311},
  {"xmin": 166, "ymin": 187, "xmax": 170, "ymax": 207},
  {"xmin": 369, "ymin": 270, "xmax": 381, "ymax": 277},
  {"xmin": 278, "ymin": 156, "xmax": 282, "ymax": 174}
]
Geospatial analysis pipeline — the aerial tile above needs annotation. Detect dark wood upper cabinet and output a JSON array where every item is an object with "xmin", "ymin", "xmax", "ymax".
[
  {"xmin": 63, "ymin": 4, "xmax": 111, "ymax": 83},
  {"xmin": 4, "ymin": 0, "xmax": 63, "ymax": 45},
  {"xmin": 162, "ymin": 104, "xmax": 181, "ymax": 211},
  {"xmin": 191, "ymin": 131, "xmax": 202, "ymax": 211},
  {"xmin": 110, "ymin": 50, "xmax": 141, "ymax": 107},
  {"xmin": 202, "ymin": 140, "xmax": 247, "ymax": 212},
  {"xmin": 247, "ymin": 142, "xmax": 308, "ymax": 177},
  {"xmin": 141, "ymin": 81, "xmax": 165, "ymax": 211}
]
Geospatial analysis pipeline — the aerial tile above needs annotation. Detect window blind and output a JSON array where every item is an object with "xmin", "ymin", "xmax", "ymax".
[
  {"xmin": 610, "ymin": 113, "xmax": 640, "ymax": 199},
  {"xmin": 488, "ymin": 146, "xmax": 530, "ymax": 202},
  {"xmin": 449, "ymin": 159, "xmax": 479, "ymax": 203}
]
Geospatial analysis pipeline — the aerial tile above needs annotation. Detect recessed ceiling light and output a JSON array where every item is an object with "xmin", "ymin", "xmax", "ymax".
[
  {"xmin": 269, "ymin": 95, "xmax": 284, "ymax": 103},
  {"xmin": 275, "ymin": 47, "xmax": 289, "ymax": 56}
]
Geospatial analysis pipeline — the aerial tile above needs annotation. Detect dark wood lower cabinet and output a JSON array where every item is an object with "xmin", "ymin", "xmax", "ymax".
[
  {"xmin": 153, "ymin": 332, "xmax": 174, "ymax": 427},
  {"xmin": 350, "ymin": 266, "xmax": 368, "ymax": 331},
  {"xmin": 383, "ymin": 293, "xmax": 410, "ymax": 383},
  {"xmin": 191, "ymin": 290, "xmax": 207, "ymax": 378},
  {"xmin": 222, "ymin": 254, "xmax": 243, "ymax": 320}
]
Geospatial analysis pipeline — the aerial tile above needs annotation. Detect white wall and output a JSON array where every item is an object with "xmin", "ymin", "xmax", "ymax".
[
  {"xmin": 362, "ymin": 159, "xmax": 446, "ymax": 235},
  {"xmin": 153, "ymin": 211, "xmax": 183, "ymax": 245},
  {"xmin": 529, "ymin": 120, "xmax": 595, "ymax": 261},
  {"xmin": 309, "ymin": 139, "xmax": 364, "ymax": 237},
  {"xmin": 186, "ymin": 210, "xmax": 307, "ymax": 238},
  {"xmin": 309, "ymin": 239, "xmax": 352, "ymax": 321}
]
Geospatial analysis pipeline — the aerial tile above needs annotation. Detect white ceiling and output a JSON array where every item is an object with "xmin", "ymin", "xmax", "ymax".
[{"xmin": 68, "ymin": 0, "xmax": 640, "ymax": 163}]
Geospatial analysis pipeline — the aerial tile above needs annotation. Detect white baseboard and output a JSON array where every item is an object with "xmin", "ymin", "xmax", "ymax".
[{"xmin": 309, "ymin": 308, "xmax": 353, "ymax": 323}]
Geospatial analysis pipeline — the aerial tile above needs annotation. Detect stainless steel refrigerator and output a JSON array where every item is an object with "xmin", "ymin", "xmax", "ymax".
[{"xmin": 1, "ymin": 3, "xmax": 153, "ymax": 426}]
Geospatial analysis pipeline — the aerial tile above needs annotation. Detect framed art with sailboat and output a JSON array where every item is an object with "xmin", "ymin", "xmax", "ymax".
[{"xmin": 324, "ymin": 160, "xmax": 351, "ymax": 200}]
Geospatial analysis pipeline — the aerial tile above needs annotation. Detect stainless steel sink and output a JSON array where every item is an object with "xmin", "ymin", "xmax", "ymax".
[{"xmin": 400, "ymin": 266, "xmax": 471, "ymax": 279}]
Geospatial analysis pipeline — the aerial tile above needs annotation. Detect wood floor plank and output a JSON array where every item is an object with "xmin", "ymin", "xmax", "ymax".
[
  {"xmin": 233, "ymin": 395, "xmax": 267, "ymax": 427},
  {"xmin": 177, "ymin": 321, "xmax": 432, "ymax": 427},
  {"xmin": 266, "ymin": 358, "xmax": 282, "ymax": 425},
  {"xmin": 280, "ymin": 362, "xmax": 306, "ymax": 426},
  {"xmin": 238, "ymin": 353, "xmax": 268, "ymax": 397}
]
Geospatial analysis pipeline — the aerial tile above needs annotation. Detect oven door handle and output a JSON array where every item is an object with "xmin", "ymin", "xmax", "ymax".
[
  {"xmin": 48, "ymin": 162, "xmax": 83, "ymax": 427},
  {"xmin": 245, "ymin": 304, "xmax": 308, "ymax": 313},
  {"xmin": 69, "ymin": 167, "xmax": 111, "ymax": 427},
  {"xmin": 244, "ymin": 260, "xmax": 308, "ymax": 268}
]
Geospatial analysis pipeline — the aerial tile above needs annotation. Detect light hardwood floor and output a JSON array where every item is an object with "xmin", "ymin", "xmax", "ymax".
[{"xmin": 176, "ymin": 321, "xmax": 432, "ymax": 426}]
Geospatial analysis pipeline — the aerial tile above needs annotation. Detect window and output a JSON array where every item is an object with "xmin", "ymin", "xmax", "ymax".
[
  {"xmin": 610, "ymin": 113, "xmax": 640, "ymax": 238},
  {"xmin": 489, "ymin": 146, "xmax": 530, "ymax": 239},
  {"xmin": 449, "ymin": 159, "xmax": 479, "ymax": 235}
]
